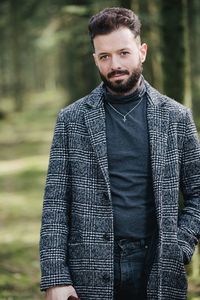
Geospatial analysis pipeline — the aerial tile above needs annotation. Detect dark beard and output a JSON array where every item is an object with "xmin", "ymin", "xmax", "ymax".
[{"xmin": 99, "ymin": 63, "xmax": 143, "ymax": 94}]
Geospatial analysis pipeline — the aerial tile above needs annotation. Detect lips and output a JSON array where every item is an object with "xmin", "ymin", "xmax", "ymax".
[
  {"xmin": 112, "ymin": 74, "xmax": 127, "ymax": 78},
  {"xmin": 108, "ymin": 70, "xmax": 129, "ymax": 79}
]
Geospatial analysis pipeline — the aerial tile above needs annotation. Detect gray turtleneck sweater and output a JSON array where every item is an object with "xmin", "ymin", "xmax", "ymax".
[{"xmin": 103, "ymin": 79, "xmax": 156, "ymax": 240}]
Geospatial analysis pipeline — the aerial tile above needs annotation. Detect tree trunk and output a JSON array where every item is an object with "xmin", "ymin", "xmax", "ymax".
[
  {"xmin": 138, "ymin": 0, "xmax": 163, "ymax": 91},
  {"xmin": 182, "ymin": 0, "xmax": 192, "ymax": 108},
  {"xmin": 119, "ymin": 0, "xmax": 132, "ymax": 9},
  {"xmin": 9, "ymin": 0, "xmax": 24, "ymax": 112},
  {"xmin": 187, "ymin": 0, "xmax": 200, "ymax": 119},
  {"xmin": 160, "ymin": 0, "xmax": 185, "ymax": 103}
]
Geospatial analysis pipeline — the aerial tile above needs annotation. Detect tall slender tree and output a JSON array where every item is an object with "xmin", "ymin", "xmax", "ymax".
[
  {"xmin": 9, "ymin": 0, "xmax": 24, "ymax": 111},
  {"xmin": 187, "ymin": 0, "xmax": 200, "ymax": 120},
  {"xmin": 119, "ymin": 0, "xmax": 132, "ymax": 9},
  {"xmin": 138, "ymin": 0, "xmax": 163, "ymax": 90},
  {"xmin": 160, "ymin": 0, "xmax": 187, "ymax": 104}
]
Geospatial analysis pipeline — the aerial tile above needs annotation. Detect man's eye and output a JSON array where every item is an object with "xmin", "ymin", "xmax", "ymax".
[
  {"xmin": 121, "ymin": 51, "xmax": 129, "ymax": 56},
  {"xmin": 100, "ymin": 55, "xmax": 109, "ymax": 60}
]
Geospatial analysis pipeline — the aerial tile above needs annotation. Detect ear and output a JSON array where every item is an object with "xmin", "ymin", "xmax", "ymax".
[
  {"xmin": 139, "ymin": 43, "xmax": 148, "ymax": 63},
  {"xmin": 93, "ymin": 53, "xmax": 98, "ymax": 67}
]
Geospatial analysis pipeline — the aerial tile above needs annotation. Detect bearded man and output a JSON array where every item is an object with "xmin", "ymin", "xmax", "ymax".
[{"xmin": 40, "ymin": 7, "xmax": 200, "ymax": 300}]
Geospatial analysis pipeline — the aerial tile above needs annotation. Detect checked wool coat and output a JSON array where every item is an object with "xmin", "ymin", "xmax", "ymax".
[{"xmin": 40, "ymin": 80, "xmax": 200, "ymax": 300}]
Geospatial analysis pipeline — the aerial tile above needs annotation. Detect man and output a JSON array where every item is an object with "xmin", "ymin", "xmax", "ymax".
[{"xmin": 40, "ymin": 7, "xmax": 200, "ymax": 300}]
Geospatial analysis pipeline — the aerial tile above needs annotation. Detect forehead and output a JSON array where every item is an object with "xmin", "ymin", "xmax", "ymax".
[{"xmin": 93, "ymin": 27, "xmax": 138, "ymax": 54}]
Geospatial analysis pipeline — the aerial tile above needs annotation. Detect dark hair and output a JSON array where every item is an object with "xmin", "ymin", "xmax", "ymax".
[{"xmin": 88, "ymin": 7, "xmax": 141, "ymax": 42}]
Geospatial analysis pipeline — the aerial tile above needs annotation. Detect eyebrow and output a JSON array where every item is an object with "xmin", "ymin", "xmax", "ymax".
[
  {"xmin": 118, "ymin": 48, "xmax": 131, "ymax": 52},
  {"xmin": 97, "ymin": 47, "xmax": 131, "ymax": 56},
  {"xmin": 97, "ymin": 52, "xmax": 109, "ymax": 57}
]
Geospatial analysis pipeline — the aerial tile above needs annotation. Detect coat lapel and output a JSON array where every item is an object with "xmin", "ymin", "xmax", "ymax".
[
  {"xmin": 146, "ymin": 82, "xmax": 170, "ymax": 224},
  {"xmin": 84, "ymin": 85, "xmax": 111, "ymax": 193}
]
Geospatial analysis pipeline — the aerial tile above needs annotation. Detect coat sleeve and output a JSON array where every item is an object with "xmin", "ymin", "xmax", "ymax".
[
  {"xmin": 40, "ymin": 109, "xmax": 73, "ymax": 291},
  {"xmin": 178, "ymin": 108, "xmax": 200, "ymax": 264}
]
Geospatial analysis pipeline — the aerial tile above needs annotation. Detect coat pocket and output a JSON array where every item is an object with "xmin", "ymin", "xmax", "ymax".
[{"xmin": 177, "ymin": 227, "xmax": 197, "ymax": 265}]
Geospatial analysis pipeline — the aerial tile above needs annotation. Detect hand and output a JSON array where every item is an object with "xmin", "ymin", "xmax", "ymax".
[{"xmin": 45, "ymin": 285, "xmax": 78, "ymax": 300}]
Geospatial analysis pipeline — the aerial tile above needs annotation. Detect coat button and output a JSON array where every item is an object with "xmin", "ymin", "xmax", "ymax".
[
  {"xmin": 103, "ymin": 192, "xmax": 109, "ymax": 200},
  {"xmin": 103, "ymin": 233, "xmax": 110, "ymax": 241},
  {"xmin": 102, "ymin": 273, "xmax": 110, "ymax": 282}
]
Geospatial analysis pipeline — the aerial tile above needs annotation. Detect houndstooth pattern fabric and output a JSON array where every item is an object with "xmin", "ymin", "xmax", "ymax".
[{"xmin": 40, "ymin": 81, "xmax": 200, "ymax": 299}]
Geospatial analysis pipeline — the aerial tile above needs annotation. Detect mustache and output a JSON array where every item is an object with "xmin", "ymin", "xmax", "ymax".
[{"xmin": 107, "ymin": 70, "xmax": 129, "ymax": 79}]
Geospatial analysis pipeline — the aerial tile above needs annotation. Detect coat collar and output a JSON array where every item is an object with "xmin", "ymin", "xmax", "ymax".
[
  {"xmin": 84, "ymin": 82, "xmax": 105, "ymax": 109},
  {"xmin": 83, "ymin": 84, "xmax": 111, "ymax": 194},
  {"xmin": 84, "ymin": 80, "xmax": 167, "ymax": 109}
]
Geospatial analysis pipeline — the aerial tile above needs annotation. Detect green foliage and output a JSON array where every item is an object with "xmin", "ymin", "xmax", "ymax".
[{"xmin": 0, "ymin": 0, "xmax": 200, "ymax": 113}]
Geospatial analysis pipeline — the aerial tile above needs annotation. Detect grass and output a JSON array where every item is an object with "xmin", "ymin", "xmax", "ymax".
[
  {"xmin": 0, "ymin": 89, "xmax": 200, "ymax": 299},
  {"xmin": 0, "ymin": 89, "xmax": 65, "ymax": 299}
]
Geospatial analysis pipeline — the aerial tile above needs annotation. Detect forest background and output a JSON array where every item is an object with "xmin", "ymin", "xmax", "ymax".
[{"xmin": 0, "ymin": 0, "xmax": 200, "ymax": 299}]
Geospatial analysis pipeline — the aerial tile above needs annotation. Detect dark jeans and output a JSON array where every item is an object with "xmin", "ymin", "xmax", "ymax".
[{"xmin": 114, "ymin": 237, "xmax": 151, "ymax": 300}]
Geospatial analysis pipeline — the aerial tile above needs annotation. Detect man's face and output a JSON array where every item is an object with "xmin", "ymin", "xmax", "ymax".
[{"xmin": 93, "ymin": 27, "xmax": 147, "ymax": 95}]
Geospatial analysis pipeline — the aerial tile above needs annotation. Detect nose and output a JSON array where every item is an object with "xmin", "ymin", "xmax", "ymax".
[{"xmin": 110, "ymin": 55, "xmax": 121, "ymax": 70}]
